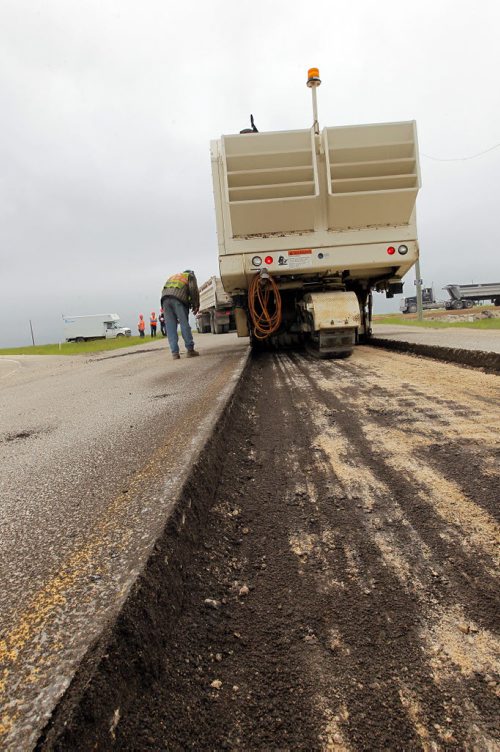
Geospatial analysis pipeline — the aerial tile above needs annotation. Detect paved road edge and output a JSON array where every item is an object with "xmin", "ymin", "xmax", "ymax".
[
  {"xmin": 370, "ymin": 337, "xmax": 500, "ymax": 373},
  {"xmin": 35, "ymin": 347, "xmax": 251, "ymax": 751}
]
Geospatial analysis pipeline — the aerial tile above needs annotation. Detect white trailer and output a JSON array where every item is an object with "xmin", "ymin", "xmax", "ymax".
[
  {"xmin": 210, "ymin": 69, "xmax": 421, "ymax": 357},
  {"xmin": 63, "ymin": 314, "xmax": 131, "ymax": 342},
  {"xmin": 196, "ymin": 276, "xmax": 234, "ymax": 334}
]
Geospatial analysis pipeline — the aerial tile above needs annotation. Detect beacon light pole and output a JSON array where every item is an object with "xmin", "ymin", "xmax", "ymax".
[{"xmin": 307, "ymin": 67, "xmax": 321, "ymax": 135}]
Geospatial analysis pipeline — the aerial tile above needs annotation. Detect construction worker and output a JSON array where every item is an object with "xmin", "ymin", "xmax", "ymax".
[
  {"xmin": 160, "ymin": 270, "xmax": 200, "ymax": 360},
  {"xmin": 150, "ymin": 311, "xmax": 157, "ymax": 337},
  {"xmin": 159, "ymin": 311, "xmax": 166, "ymax": 336},
  {"xmin": 137, "ymin": 314, "xmax": 145, "ymax": 338}
]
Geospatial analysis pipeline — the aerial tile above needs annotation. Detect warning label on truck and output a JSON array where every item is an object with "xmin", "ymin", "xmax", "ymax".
[{"xmin": 288, "ymin": 249, "xmax": 313, "ymax": 269}]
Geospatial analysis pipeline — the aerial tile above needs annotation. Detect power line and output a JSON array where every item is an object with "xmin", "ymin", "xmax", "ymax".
[{"xmin": 421, "ymin": 142, "xmax": 500, "ymax": 162}]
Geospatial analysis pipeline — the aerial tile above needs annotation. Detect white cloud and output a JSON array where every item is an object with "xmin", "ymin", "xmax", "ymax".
[{"xmin": 1, "ymin": 0, "xmax": 499, "ymax": 344}]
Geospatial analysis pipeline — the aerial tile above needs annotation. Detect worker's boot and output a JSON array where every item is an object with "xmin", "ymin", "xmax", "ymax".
[
  {"xmin": 186, "ymin": 349, "xmax": 200, "ymax": 358},
  {"xmin": 172, "ymin": 352, "xmax": 180, "ymax": 360}
]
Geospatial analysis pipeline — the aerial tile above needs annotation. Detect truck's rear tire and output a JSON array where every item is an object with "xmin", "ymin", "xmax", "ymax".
[
  {"xmin": 75, "ymin": 337, "xmax": 85, "ymax": 343},
  {"xmin": 409, "ymin": 304, "xmax": 417, "ymax": 314}
]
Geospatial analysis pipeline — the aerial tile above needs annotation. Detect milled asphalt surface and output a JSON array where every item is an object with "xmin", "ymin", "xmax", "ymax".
[
  {"xmin": 373, "ymin": 324, "xmax": 500, "ymax": 353},
  {"xmin": 0, "ymin": 333, "xmax": 248, "ymax": 750}
]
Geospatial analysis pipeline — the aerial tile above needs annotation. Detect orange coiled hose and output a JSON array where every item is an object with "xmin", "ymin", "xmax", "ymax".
[{"xmin": 248, "ymin": 273, "xmax": 283, "ymax": 340}]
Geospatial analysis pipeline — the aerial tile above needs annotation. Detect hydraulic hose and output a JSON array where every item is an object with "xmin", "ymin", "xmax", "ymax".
[{"xmin": 248, "ymin": 271, "xmax": 283, "ymax": 340}]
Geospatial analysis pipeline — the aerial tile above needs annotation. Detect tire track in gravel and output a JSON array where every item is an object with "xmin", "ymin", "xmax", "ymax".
[
  {"xmin": 273, "ymin": 355, "xmax": 447, "ymax": 749},
  {"xmin": 283, "ymin": 349, "xmax": 499, "ymax": 747}
]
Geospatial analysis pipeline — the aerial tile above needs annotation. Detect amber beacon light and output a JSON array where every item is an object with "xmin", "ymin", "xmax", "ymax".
[{"xmin": 307, "ymin": 68, "xmax": 321, "ymax": 87}]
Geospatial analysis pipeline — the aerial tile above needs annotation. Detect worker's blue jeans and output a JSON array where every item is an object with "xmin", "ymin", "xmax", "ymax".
[{"xmin": 163, "ymin": 297, "xmax": 194, "ymax": 354}]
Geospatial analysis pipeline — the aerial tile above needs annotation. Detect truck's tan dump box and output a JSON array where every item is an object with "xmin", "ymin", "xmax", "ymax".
[
  {"xmin": 222, "ymin": 129, "xmax": 319, "ymax": 236},
  {"xmin": 218, "ymin": 121, "xmax": 420, "ymax": 237},
  {"xmin": 324, "ymin": 122, "xmax": 419, "ymax": 230}
]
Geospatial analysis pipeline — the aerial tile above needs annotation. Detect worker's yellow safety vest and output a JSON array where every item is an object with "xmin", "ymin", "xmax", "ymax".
[{"xmin": 164, "ymin": 273, "xmax": 189, "ymax": 290}]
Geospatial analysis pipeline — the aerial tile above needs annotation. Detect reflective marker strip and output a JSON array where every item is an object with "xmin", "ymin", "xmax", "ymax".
[{"xmin": 288, "ymin": 249, "xmax": 312, "ymax": 256}]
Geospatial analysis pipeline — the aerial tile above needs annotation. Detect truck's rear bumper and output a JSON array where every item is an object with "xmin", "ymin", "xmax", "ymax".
[{"xmin": 220, "ymin": 241, "xmax": 417, "ymax": 293}]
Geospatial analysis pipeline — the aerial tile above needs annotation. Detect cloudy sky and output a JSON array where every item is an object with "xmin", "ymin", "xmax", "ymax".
[{"xmin": 0, "ymin": 0, "xmax": 499, "ymax": 346}]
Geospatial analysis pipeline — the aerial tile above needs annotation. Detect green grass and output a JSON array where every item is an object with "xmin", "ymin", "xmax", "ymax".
[
  {"xmin": 373, "ymin": 315, "xmax": 500, "ymax": 329},
  {"xmin": 0, "ymin": 336, "xmax": 159, "ymax": 356}
]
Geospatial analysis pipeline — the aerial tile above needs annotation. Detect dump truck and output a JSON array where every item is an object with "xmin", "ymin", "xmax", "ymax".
[
  {"xmin": 63, "ymin": 313, "xmax": 131, "ymax": 342},
  {"xmin": 444, "ymin": 283, "xmax": 500, "ymax": 310},
  {"xmin": 196, "ymin": 276, "xmax": 235, "ymax": 334},
  {"xmin": 400, "ymin": 287, "xmax": 446, "ymax": 314},
  {"xmin": 210, "ymin": 68, "xmax": 421, "ymax": 357}
]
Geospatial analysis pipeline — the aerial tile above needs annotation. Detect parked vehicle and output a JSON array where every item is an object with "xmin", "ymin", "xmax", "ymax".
[
  {"xmin": 400, "ymin": 287, "xmax": 446, "ymax": 314},
  {"xmin": 196, "ymin": 276, "xmax": 235, "ymax": 334},
  {"xmin": 210, "ymin": 69, "xmax": 421, "ymax": 357},
  {"xmin": 444, "ymin": 283, "xmax": 500, "ymax": 310},
  {"xmin": 63, "ymin": 314, "xmax": 131, "ymax": 342}
]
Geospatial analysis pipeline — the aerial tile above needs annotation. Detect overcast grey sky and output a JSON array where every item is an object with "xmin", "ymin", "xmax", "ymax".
[{"xmin": 0, "ymin": 0, "xmax": 499, "ymax": 346}]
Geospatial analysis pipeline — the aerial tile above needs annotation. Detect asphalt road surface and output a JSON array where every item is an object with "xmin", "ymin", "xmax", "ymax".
[
  {"xmin": 373, "ymin": 324, "xmax": 500, "ymax": 353},
  {"xmin": 0, "ymin": 334, "xmax": 248, "ymax": 750},
  {"xmin": 66, "ymin": 347, "xmax": 499, "ymax": 751}
]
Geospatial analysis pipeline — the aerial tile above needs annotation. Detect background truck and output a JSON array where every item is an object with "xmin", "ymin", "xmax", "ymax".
[
  {"xmin": 63, "ymin": 313, "xmax": 131, "ymax": 342},
  {"xmin": 443, "ymin": 283, "xmax": 500, "ymax": 310},
  {"xmin": 210, "ymin": 69, "xmax": 421, "ymax": 357},
  {"xmin": 400, "ymin": 287, "xmax": 446, "ymax": 314},
  {"xmin": 196, "ymin": 276, "xmax": 235, "ymax": 334}
]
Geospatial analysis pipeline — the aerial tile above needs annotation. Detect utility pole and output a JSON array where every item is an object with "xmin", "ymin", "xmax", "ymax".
[
  {"xmin": 415, "ymin": 258, "xmax": 423, "ymax": 321},
  {"xmin": 29, "ymin": 319, "xmax": 35, "ymax": 346}
]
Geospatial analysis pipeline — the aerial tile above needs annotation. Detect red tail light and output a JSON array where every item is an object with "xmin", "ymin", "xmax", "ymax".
[
  {"xmin": 264, "ymin": 256, "xmax": 273, "ymax": 265},
  {"xmin": 387, "ymin": 246, "xmax": 396, "ymax": 255}
]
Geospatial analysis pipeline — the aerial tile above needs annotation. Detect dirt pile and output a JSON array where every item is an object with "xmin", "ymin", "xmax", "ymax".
[{"xmin": 426, "ymin": 309, "xmax": 500, "ymax": 323}]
